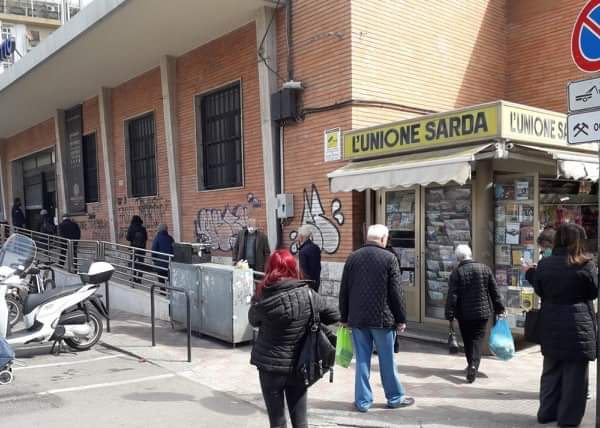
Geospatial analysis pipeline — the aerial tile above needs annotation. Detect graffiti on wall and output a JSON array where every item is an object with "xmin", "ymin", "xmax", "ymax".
[
  {"xmin": 194, "ymin": 205, "xmax": 249, "ymax": 252},
  {"xmin": 289, "ymin": 184, "xmax": 344, "ymax": 255},
  {"xmin": 78, "ymin": 214, "xmax": 111, "ymax": 242},
  {"xmin": 116, "ymin": 196, "xmax": 167, "ymax": 241}
]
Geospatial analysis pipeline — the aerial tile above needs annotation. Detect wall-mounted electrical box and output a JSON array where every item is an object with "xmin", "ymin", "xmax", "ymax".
[
  {"xmin": 271, "ymin": 88, "xmax": 300, "ymax": 122},
  {"xmin": 276, "ymin": 193, "xmax": 294, "ymax": 219}
]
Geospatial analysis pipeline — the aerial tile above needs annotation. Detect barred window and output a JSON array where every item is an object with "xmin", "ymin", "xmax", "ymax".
[
  {"xmin": 82, "ymin": 133, "xmax": 98, "ymax": 203},
  {"xmin": 127, "ymin": 113, "xmax": 157, "ymax": 197},
  {"xmin": 197, "ymin": 82, "xmax": 242, "ymax": 190}
]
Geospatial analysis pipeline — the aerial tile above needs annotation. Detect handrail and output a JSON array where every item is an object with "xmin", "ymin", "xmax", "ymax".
[
  {"xmin": 0, "ymin": 224, "xmax": 174, "ymax": 292},
  {"xmin": 150, "ymin": 284, "xmax": 191, "ymax": 363}
]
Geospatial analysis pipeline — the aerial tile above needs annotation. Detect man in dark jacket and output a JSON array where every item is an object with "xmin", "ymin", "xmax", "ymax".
[
  {"xmin": 232, "ymin": 218, "xmax": 270, "ymax": 273},
  {"xmin": 297, "ymin": 225, "xmax": 321, "ymax": 291},
  {"xmin": 339, "ymin": 224, "xmax": 414, "ymax": 412},
  {"xmin": 58, "ymin": 214, "xmax": 81, "ymax": 268},
  {"xmin": 151, "ymin": 223, "xmax": 174, "ymax": 283},
  {"xmin": 445, "ymin": 245, "xmax": 505, "ymax": 383},
  {"xmin": 11, "ymin": 198, "xmax": 25, "ymax": 229}
]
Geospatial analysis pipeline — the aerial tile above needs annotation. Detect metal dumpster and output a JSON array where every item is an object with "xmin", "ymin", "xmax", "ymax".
[{"xmin": 170, "ymin": 262, "xmax": 254, "ymax": 345}]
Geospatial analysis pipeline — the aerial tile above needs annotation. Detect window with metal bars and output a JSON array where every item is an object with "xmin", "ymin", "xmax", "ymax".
[
  {"xmin": 82, "ymin": 133, "xmax": 98, "ymax": 203},
  {"xmin": 197, "ymin": 82, "xmax": 242, "ymax": 190},
  {"xmin": 127, "ymin": 113, "xmax": 157, "ymax": 197}
]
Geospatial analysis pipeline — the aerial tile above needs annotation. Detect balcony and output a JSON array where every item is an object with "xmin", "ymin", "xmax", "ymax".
[{"xmin": 0, "ymin": 0, "xmax": 81, "ymax": 22}]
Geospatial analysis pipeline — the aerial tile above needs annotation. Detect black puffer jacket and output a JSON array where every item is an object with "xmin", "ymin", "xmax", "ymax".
[
  {"xmin": 248, "ymin": 280, "xmax": 339, "ymax": 374},
  {"xmin": 339, "ymin": 242, "xmax": 406, "ymax": 328},
  {"xmin": 445, "ymin": 260, "xmax": 505, "ymax": 321},
  {"xmin": 530, "ymin": 248, "xmax": 597, "ymax": 361}
]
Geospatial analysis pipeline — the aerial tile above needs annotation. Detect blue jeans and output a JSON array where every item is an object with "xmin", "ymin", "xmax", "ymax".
[{"xmin": 352, "ymin": 328, "xmax": 405, "ymax": 410}]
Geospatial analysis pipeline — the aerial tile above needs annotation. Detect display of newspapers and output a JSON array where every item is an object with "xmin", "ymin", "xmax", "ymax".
[
  {"xmin": 425, "ymin": 185, "xmax": 471, "ymax": 319},
  {"xmin": 494, "ymin": 176, "xmax": 535, "ymax": 309},
  {"xmin": 386, "ymin": 190, "xmax": 417, "ymax": 288}
]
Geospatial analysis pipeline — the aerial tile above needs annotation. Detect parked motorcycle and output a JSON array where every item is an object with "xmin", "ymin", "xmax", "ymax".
[
  {"xmin": 0, "ymin": 234, "xmax": 113, "ymax": 353},
  {"xmin": 4, "ymin": 259, "xmax": 57, "ymax": 328}
]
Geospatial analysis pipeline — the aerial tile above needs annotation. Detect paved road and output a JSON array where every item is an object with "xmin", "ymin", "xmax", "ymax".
[{"xmin": 0, "ymin": 344, "xmax": 266, "ymax": 428}]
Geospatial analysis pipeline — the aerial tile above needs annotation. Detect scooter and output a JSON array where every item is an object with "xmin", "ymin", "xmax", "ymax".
[
  {"xmin": 0, "ymin": 234, "xmax": 113, "ymax": 352},
  {"xmin": 4, "ymin": 259, "xmax": 57, "ymax": 328}
]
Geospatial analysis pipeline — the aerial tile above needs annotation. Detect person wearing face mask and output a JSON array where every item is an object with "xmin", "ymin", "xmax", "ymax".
[
  {"xmin": 232, "ymin": 218, "xmax": 271, "ymax": 273},
  {"xmin": 537, "ymin": 227, "xmax": 556, "ymax": 259}
]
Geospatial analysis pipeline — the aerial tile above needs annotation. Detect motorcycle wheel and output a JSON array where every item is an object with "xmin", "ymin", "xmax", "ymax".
[
  {"xmin": 64, "ymin": 310, "xmax": 103, "ymax": 351},
  {"xmin": 6, "ymin": 295, "xmax": 22, "ymax": 327}
]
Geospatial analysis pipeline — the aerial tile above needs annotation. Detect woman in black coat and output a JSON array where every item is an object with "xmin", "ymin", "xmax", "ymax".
[
  {"xmin": 249, "ymin": 249, "xmax": 339, "ymax": 428},
  {"xmin": 526, "ymin": 223, "xmax": 597, "ymax": 427}
]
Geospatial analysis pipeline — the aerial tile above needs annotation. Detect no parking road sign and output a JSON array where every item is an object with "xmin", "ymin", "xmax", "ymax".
[{"xmin": 572, "ymin": 0, "xmax": 600, "ymax": 72}]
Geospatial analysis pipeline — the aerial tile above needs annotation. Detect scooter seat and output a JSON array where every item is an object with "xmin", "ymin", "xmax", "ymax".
[{"xmin": 23, "ymin": 284, "xmax": 84, "ymax": 315}]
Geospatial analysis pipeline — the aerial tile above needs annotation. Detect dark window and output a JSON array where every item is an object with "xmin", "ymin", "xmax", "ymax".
[
  {"xmin": 127, "ymin": 113, "xmax": 157, "ymax": 197},
  {"xmin": 82, "ymin": 133, "xmax": 98, "ymax": 203},
  {"xmin": 198, "ymin": 82, "xmax": 242, "ymax": 190}
]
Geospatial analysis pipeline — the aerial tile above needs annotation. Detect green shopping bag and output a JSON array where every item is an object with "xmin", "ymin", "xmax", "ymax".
[{"xmin": 335, "ymin": 326, "xmax": 353, "ymax": 368}]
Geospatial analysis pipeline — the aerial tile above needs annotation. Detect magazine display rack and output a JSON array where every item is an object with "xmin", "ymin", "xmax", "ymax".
[
  {"xmin": 424, "ymin": 185, "xmax": 472, "ymax": 319},
  {"xmin": 494, "ymin": 174, "xmax": 537, "ymax": 330}
]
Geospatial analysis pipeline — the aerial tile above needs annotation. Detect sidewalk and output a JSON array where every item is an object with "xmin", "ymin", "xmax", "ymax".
[{"xmin": 101, "ymin": 310, "xmax": 596, "ymax": 428}]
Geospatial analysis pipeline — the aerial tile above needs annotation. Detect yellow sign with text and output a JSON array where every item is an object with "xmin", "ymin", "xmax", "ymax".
[{"xmin": 343, "ymin": 106, "xmax": 499, "ymax": 160}]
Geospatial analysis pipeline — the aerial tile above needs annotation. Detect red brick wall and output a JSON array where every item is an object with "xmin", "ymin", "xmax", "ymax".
[
  {"xmin": 72, "ymin": 97, "xmax": 111, "ymax": 241},
  {"xmin": 176, "ymin": 23, "xmax": 265, "ymax": 254},
  {"xmin": 506, "ymin": 0, "xmax": 588, "ymax": 112},
  {"xmin": 4, "ymin": 118, "xmax": 56, "ymax": 215},
  {"xmin": 276, "ymin": 0, "xmax": 354, "ymax": 261},
  {"xmin": 352, "ymin": 0, "xmax": 507, "ymax": 127},
  {"xmin": 110, "ymin": 68, "xmax": 171, "ymax": 244}
]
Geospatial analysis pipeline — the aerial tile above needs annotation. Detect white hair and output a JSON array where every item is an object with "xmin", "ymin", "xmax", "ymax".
[
  {"xmin": 298, "ymin": 225, "xmax": 313, "ymax": 240},
  {"xmin": 455, "ymin": 244, "xmax": 472, "ymax": 261},
  {"xmin": 367, "ymin": 224, "xmax": 389, "ymax": 242}
]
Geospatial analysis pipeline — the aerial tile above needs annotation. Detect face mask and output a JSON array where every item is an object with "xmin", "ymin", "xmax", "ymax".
[
  {"xmin": 247, "ymin": 227, "xmax": 255, "ymax": 234},
  {"xmin": 542, "ymin": 248, "xmax": 552, "ymax": 257}
]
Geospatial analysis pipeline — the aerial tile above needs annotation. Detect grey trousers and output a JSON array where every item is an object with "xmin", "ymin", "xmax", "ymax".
[{"xmin": 538, "ymin": 357, "xmax": 589, "ymax": 426}]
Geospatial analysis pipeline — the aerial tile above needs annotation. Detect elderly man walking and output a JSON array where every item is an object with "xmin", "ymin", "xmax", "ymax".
[
  {"xmin": 339, "ymin": 224, "xmax": 414, "ymax": 412},
  {"xmin": 445, "ymin": 245, "xmax": 505, "ymax": 383},
  {"xmin": 297, "ymin": 225, "xmax": 321, "ymax": 291}
]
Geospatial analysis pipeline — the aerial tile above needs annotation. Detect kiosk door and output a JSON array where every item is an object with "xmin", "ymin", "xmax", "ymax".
[{"xmin": 377, "ymin": 188, "xmax": 420, "ymax": 322}]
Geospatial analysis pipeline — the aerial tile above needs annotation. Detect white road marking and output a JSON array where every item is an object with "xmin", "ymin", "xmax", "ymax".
[
  {"xmin": 14, "ymin": 355, "xmax": 121, "ymax": 371},
  {"xmin": 38, "ymin": 373, "xmax": 176, "ymax": 395}
]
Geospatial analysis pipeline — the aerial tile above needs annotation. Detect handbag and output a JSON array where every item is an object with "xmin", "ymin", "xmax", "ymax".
[
  {"xmin": 295, "ymin": 290, "xmax": 336, "ymax": 387},
  {"xmin": 448, "ymin": 320, "xmax": 459, "ymax": 354},
  {"xmin": 524, "ymin": 309, "xmax": 541, "ymax": 344}
]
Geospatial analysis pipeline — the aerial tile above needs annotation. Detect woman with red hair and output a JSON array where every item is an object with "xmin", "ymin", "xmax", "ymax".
[{"xmin": 249, "ymin": 249, "xmax": 339, "ymax": 428}]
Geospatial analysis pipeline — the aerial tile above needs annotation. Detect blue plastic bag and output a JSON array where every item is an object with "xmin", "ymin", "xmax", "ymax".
[{"xmin": 488, "ymin": 318, "xmax": 515, "ymax": 361}]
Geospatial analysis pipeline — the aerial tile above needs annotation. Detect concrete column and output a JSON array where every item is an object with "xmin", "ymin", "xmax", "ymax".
[
  {"xmin": 256, "ymin": 6, "xmax": 279, "ymax": 250},
  {"xmin": 53, "ymin": 109, "xmax": 68, "ymax": 216},
  {"xmin": 473, "ymin": 159, "xmax": 494, "ymax": 267},
  {"xmin": 160, "ymin": 55, "xmax": 181, "ymax": 241},
  {"xmin": 0, "ymin": 142, "xmax": 6, "ymax": 221},
  {"xmin": 98, "ymin": 87, "xmax": 117, "ymax": 243}
]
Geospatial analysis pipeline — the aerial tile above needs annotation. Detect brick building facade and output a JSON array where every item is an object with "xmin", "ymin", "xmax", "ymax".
[{"xmin": 0, "ymin": 0, "xmax": 595, "ymax": 326}]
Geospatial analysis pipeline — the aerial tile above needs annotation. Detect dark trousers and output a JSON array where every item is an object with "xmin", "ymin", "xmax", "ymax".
[
  {"xmin": 457, "ymin": 318, "xmax": 488, "ymax": 370},
  {"xmin": 258, "ymin": 370, "xmax": 308, "ymax": 428},
  {"xmin": 538, "ymin": 357, "xmax": 589, "ymax": 426}
]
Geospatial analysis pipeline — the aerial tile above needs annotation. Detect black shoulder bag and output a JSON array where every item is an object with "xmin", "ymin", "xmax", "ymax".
[{"xmin": 295, "ymin": 290, "xmax": 336, "ymax": 387}]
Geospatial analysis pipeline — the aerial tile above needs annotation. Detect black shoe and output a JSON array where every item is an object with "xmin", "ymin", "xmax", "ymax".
[{"xmin": 466, "ymin": 366, "xmax": 476, "ymax": 383}]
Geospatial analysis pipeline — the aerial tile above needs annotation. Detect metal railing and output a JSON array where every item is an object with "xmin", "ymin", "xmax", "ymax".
[
  {"xmin": 151, "ymin": 284, "xmax": 191, "ymax": 362},
  {"xmin": 0, "ymin": 0, "xmax": 80, "ymax": 20},
  {"xmin": 0, "ymin": 224, "xmax": 174, "ymax": 292}
]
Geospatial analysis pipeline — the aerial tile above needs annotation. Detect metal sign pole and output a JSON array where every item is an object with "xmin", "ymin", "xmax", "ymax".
[{"xmin": 597, "ymin": 142, "xmax": 600, "ymax": 428}]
